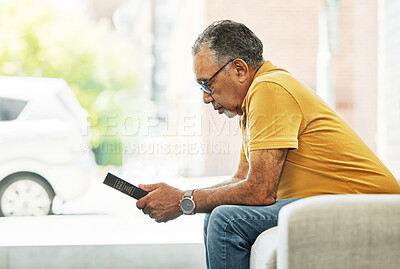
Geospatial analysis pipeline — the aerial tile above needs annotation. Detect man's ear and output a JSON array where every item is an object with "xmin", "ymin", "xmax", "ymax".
[{"xmin": 232, "ymin": 59, "xmax": 249, "ymax": 83}]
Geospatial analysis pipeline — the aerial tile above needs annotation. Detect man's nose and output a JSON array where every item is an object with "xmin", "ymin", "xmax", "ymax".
[{"xmin": 203, "ymin": 91, "xmax": 213, "ymax": 104}]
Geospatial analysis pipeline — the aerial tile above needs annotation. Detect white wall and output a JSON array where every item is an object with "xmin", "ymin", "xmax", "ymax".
[{"xmin": 377, "ymin": 0, "xmax": 400, "ymax": 180}]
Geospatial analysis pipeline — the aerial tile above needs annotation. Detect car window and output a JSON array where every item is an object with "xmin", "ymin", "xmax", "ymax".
[{"xmin": 0, "ymin": 97, "xmax": 28, "ymax": 121}]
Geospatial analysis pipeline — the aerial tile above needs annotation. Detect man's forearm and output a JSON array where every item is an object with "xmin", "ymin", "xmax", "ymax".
[
  {"xmin": 136, "ymin": 150, "xmax": 286, "ymax": 222},
  {"xmin": 199, "ymin": 160, "xmax": 248, "ymax": 190},
  {"xmin": 193, "ymin": 179, "xmax": 275, "ymax": 213},
  {"xmin": 202, "ymin": 177, "xmax": 244, "ymax": 189},
  {"xmin": 191, "ymin": 150, "xmax": 287, "ymax": 214}
]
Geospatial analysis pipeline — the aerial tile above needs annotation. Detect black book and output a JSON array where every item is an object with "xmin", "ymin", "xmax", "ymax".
[{"xmin": 103, "ymin": 172, "xmax": 148, "ymax": 200}]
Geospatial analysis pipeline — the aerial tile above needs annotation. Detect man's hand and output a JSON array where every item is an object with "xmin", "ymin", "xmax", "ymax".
[{"xmin": 136, "ymin": 183, "xmax": 184, "ymax": 223}]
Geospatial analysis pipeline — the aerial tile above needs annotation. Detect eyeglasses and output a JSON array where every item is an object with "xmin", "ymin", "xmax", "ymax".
[{"xmin": 200, "ymin": 59, "xmax": 234, "ymax": 95}]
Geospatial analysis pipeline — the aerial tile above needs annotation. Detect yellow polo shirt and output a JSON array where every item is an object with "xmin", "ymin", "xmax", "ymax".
[{"xmin": 240, "ymin": 61, "xmax": 400, "ymax": 199}]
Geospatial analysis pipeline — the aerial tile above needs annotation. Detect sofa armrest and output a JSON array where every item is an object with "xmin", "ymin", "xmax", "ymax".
[
  {"xmin": 277, "ymin": 194, "xmax": 400, "ymax": 269},
  {"xmin": 250, "ymin": 226, "xmax": 278, "ymax": 269}
]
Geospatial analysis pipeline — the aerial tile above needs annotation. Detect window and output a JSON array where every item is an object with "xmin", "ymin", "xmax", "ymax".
[{"xmin": 0, "ymin": 97, "xmax": 28, "ymax": 121}]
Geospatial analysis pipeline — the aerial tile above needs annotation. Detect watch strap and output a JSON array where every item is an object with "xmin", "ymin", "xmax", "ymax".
[{"xmin": 184, "ymin": 189, "xmax": 194, "ymax": 198}]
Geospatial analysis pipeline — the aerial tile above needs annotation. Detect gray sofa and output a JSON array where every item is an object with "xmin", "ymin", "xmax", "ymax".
[{"xmin": 250, "ymin": 194, "xmax": 400, "ymax": 269}]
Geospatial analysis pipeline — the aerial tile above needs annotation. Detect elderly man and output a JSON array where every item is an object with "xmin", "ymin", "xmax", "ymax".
[{"xmin": 136, "ymin": 20, "xmax": 400, "ymax": 269}]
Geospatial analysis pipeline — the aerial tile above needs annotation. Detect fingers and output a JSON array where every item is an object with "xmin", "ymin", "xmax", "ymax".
[
  {"xmin": 135, "ymin": 182, "xmax": 176, "ymax": 223},
  {"xmin": 139, "ymin": 183, "xmax": 160, "ymax": 192},
  {"xmin": 143, "ymin": 207, "xmax": 168, "ymax": 223},
  {"xmin": 148, "ymin": 211, "xmax": 162, "ymax": 222},
  {"xmin": 136, "ymin": 198, "xmax": 146, "ymax": 209},
  {"xmin": 151, "ymin": 212, "xmax": 168, "ymax": 223},
  {"xmin": 137, "ymin": 198, "xmax": 153, "ymax": 216},
  {"xmin": 142, "ymin": 207, "xmax": 151, "ymax": 215}
]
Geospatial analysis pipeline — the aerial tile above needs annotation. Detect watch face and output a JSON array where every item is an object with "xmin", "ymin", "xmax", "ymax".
[{"xmin": 181, "ymin": 198, "xmax": 195, "ymax": 214}]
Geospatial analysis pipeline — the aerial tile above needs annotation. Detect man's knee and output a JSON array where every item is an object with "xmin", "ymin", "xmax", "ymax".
[
  {"xmin": 203, "ymin": 213, "xmax": 211, "ymax": 238},
  {"xmin": 211, "ymin": 204, "xmax": 239, "ymax": 219},
  {"xmin": 207, "ymin": 205, "xmax": 240, "ymax": 232}
]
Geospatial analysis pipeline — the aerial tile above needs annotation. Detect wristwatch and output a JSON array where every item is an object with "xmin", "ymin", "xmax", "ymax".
[{"xmin": 180, "ymin": 190, "xmax": 196, "ymax": 215}]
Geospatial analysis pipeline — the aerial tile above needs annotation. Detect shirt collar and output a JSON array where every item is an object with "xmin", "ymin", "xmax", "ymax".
[
  {"xmin": 241, "ymin": 60, "xmax": 277, "ymax": 112},
  {"xmin": 253, "ymin": 60, "xmax": 276, "ymax": 79}
]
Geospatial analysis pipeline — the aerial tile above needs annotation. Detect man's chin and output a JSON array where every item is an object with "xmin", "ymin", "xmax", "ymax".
[{"xmin": 223, "ymin": 109, "xmax": 237, "ymax": 118}]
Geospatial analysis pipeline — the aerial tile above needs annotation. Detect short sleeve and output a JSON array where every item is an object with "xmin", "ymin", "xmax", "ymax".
[
  {"xmin": 239, "ymin": 139, "xmax": 248, "ymax": 162},
  {"xmin": 247, "ymin": 82, "xmax": 303, "ymax": 151}
]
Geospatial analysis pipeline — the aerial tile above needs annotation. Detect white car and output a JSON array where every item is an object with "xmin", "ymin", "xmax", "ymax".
[{"xmin": 0, "ymin": 76, "xmax": 97, "ymax": 217}]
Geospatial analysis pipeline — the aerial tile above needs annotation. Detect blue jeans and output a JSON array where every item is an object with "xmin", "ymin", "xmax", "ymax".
[{"xmin": 203, "ymin": 198, "xmax": 301, "ymax": 269}]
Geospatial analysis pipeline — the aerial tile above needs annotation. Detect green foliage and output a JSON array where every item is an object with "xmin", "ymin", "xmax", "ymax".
[
  {"xmin": 93, "ymin": 137, "xmax": 123, "ymax": 166},
  {"xmin": 0, "ymin": 0, "xmax": 141, "ymax": 165}
]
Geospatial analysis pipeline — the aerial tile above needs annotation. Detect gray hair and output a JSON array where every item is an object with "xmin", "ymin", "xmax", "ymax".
[{"xmin": 192, "ymin": 20, "xmax": 265, "ymax": 69}]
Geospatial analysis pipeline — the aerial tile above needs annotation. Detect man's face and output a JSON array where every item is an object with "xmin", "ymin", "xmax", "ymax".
[{"xmin": 193, "ymin": 49, "xmax": 242, "ymax": 118}]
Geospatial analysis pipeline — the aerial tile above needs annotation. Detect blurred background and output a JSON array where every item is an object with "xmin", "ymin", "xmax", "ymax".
[{"xmin": 0, "ymin": 0, "xmax": 399, "ymax": 268}]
